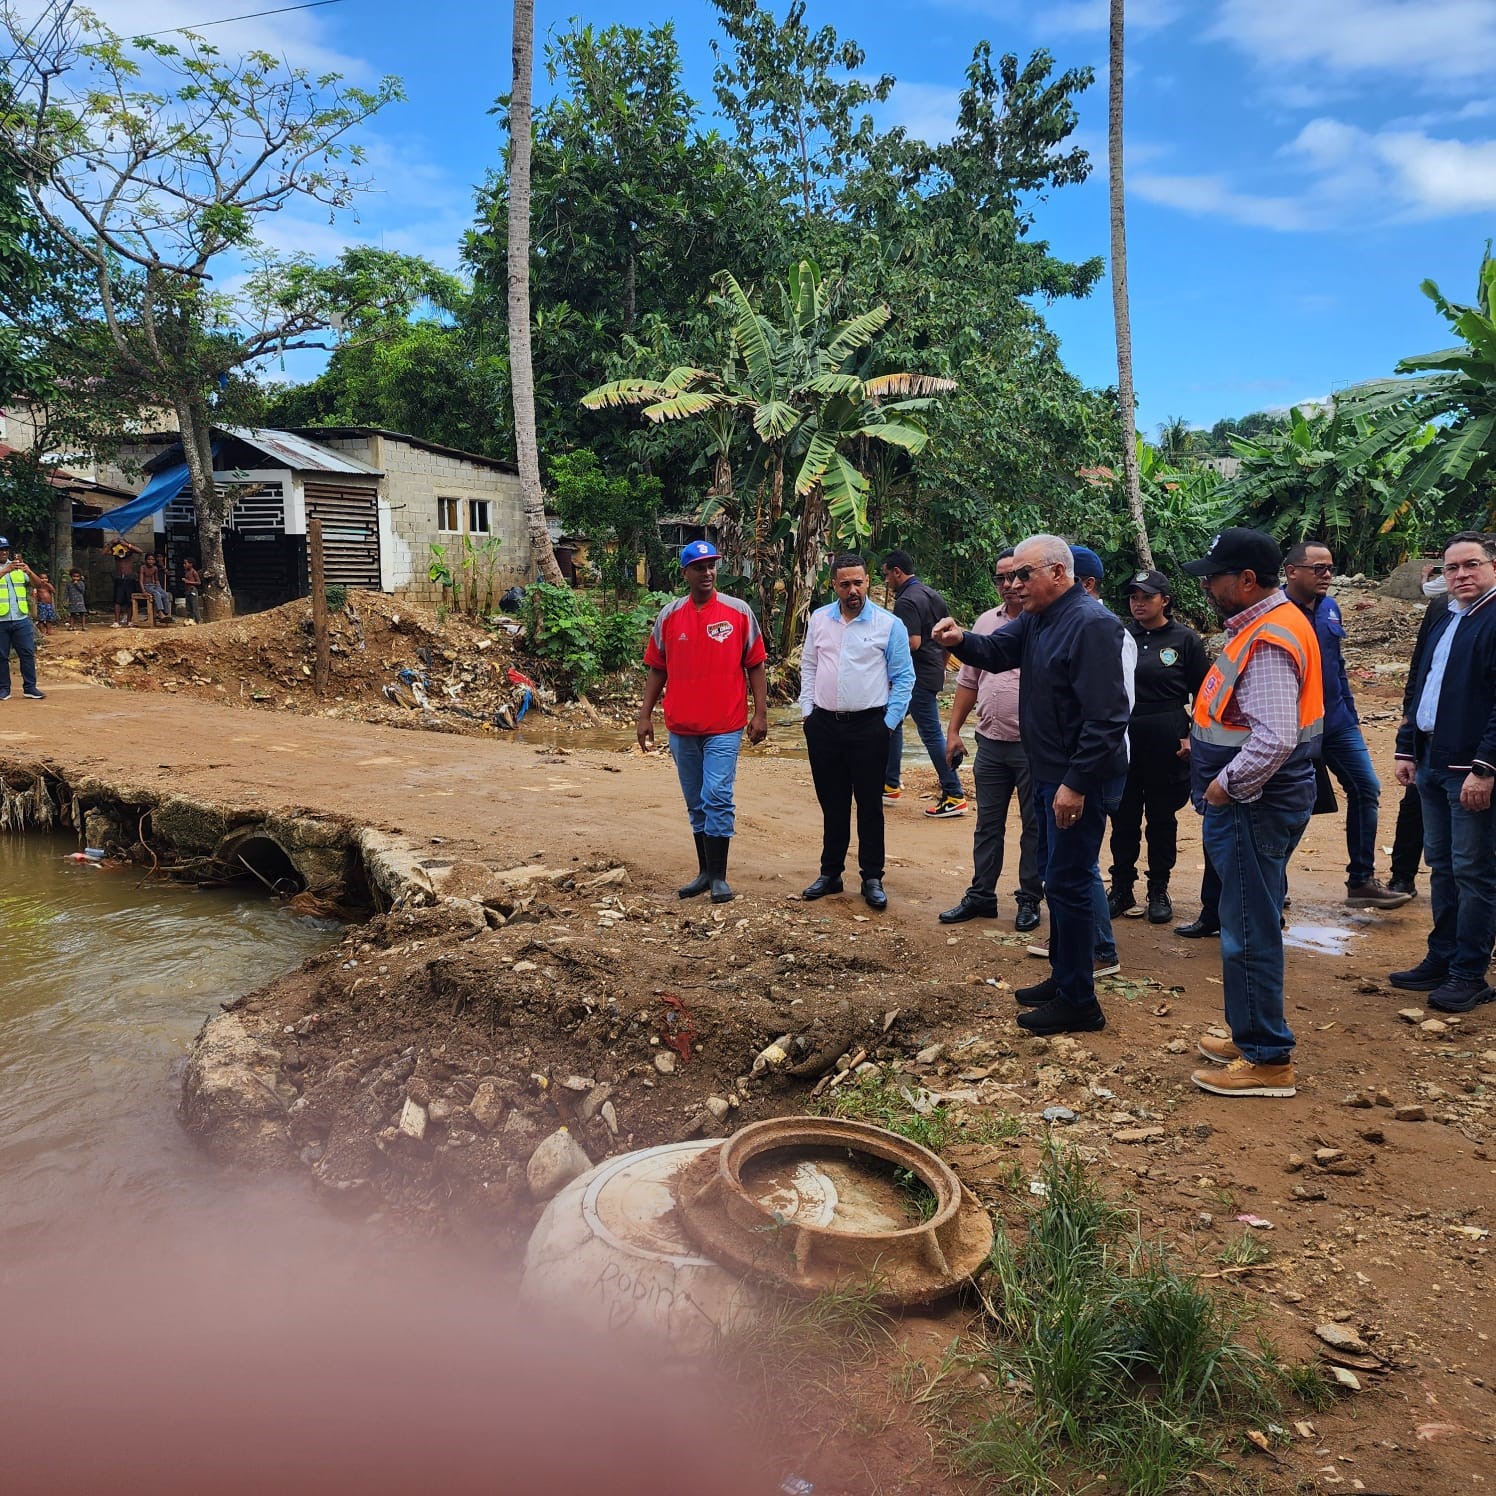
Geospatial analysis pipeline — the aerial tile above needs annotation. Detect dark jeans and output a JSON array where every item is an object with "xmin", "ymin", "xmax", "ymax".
[
  {"xmin": 1034, "ymin": 777, "xmax": 1125, "ymax": 1006},
  {"xmin": 1035, "ymin": 780, "xmax": 1121, "ymax": 962},
  {"xmin": 0, "ymin": 617, "xmax": 38, "ymax": 694},
  {"xmin": 886, "ymin": 684, "xmax": 962, "ymax": 799},
  {"xmin": 1201, "ymin": 797, "xmax": 1310, "ymax": 1065},
  {"xmin": 964, "ymin": 735, "xmax": 1041, "ymax": 910},
  {"xmin": 1199, "ymin": 856, "xmax": 1222, "ymax": 923},
  {"xmin": 805, "ymin": 708, "xmax": 889, "ymax": 880},
  {"xmin": 1417, "ymin": 763, "xmax": 1496, "ymax": 982},
  {"xmin": 1109, "ymin": 759, "xmax": 1190, "ymax": 894},
  {"xmin": 1390, "ymin": 782, "xmax": 1424, "ymax": 885},
  {"xmin": 1321, "ymin": 721, "xmax": 1381, "ymax": 884}
]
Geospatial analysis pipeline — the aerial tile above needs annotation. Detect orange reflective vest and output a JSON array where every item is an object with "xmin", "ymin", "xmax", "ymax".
[{"xmin": 1190, "ymin": 598, "xmax": 1324, "ymax": 809}]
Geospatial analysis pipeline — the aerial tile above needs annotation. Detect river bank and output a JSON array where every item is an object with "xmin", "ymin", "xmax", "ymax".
[{"xmin": 1, "ymin": 678, "xmax": 1491, "ymax": 1491}]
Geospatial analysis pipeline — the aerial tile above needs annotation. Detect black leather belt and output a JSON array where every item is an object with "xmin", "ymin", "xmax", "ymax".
[{"xmin": 813, "ymin": 705, "xmax": 884, "ymax": 720}]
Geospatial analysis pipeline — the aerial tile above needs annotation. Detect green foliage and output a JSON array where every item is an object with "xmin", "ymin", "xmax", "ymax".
[
  {"xmin": 526, "ymin": 582, "xmax": 602, "ymax": 695},
  {"xmin": 1338, "ymin": 245, "xmax": 1496, "ymax": 530},
  {"xmin": 429, "ymin": 537, "xmax": 504, "ymax": 615},
  {"xmin": 324, "ymin": 584, "xmax": 348, "ymax": 614},
  {"xmin": 0, "ymin": 451, "xmax": 58, "ymax": 561},
  {"xmin": 954, "ymin": 1146, "xmax": 1287, "ymax": 1495},
  {"xmin": 595, "ymin": 592, "xmax": 670, "ymax": 673},
  {"xmin": 1223, "ymin": 403, "xmax": 1436, "ymax": 573},
  {"xmin": 548, "ymin": 449, "xmax": 666, "ymax": 595}
]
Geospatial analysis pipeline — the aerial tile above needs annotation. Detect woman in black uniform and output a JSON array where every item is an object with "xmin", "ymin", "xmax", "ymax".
[{"xmin": 1107, "ymin": 570, "xmax": 1209, "ymax": 923}]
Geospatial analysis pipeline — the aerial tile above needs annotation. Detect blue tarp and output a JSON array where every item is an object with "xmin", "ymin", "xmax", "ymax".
[{"xmin": 75, "ymin": 461, "xmax": 191, "ymax": 532}]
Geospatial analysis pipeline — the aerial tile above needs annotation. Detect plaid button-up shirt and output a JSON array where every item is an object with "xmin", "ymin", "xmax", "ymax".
[{"xmin": 1214, "ymin": 589, "xmax": 1306, "ymax": 803}]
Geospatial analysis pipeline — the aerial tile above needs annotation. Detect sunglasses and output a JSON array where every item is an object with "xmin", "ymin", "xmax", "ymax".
[
  {"xmin": 994, "ymin": 569, "xmax": 1021, "ymax": 586},
  {"xmin": 1006, "ymin": 563, "xmax": 1061, "ymax": 585},
  {"xmin": 1287, "ymin": 562, "xmax": 1334, "ymax": 577}
]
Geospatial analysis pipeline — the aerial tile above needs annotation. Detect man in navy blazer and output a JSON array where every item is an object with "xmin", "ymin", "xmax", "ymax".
[{"xmin": 1390, "ymin": 531, "xmax": 1496, "ymax": 1014}]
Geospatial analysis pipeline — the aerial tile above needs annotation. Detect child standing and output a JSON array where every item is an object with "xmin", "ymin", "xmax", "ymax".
[
  {"xmin": 31, "ymin": 568, "xmax": 57, "ymax": 636},
  {"xmin": 64, "ymin": 569, "xmax": 87, "ymax": 629}
]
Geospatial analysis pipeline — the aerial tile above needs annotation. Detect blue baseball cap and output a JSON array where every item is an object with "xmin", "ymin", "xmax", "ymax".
[
  {"xmin": 1070, "ymin": 545, "xmax": 1105, "ymax": 581},
  {"xmin": 0, "ymin": 537, "xmax": 10, "ymax": 548},
  {"xmin": 679, "ymin": 540, "xmax": 720, "ymax": 567}
]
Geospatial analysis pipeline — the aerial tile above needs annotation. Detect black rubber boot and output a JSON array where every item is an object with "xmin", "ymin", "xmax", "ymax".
[
  {"xmin": 678, "ymin": 833, "xmax": 711, "ymax": 899},
  {"xmin": 706, "ymin": 834, "xmax": 734, "ymax": 903}
]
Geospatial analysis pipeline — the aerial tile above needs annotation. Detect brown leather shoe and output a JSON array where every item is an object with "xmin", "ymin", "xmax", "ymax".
[
  {"xmin": 1191, "ymin": 1057, "xmax": 1295, "ymax": 1098},
  {"xmin": 1196, "ymin": 1034, "xmax": 1241, "ymax": 1065}
]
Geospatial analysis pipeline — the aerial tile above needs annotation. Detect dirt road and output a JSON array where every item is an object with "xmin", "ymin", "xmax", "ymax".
[{"xmin": 3, "ymin": 677, "xmax": 1492, "ymax": 1492}]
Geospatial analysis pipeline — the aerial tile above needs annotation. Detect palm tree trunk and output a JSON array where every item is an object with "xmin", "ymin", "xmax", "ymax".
[
  {"xmin": 507, "ymin": 0, "xmax": 566, "ymax": 587},
  {"xmin": 1108, "ymin": 0, "xmax": 1154, "ymax": 569},
  {"xmin": 779, "ymin": 486, "xmax": 826, "ymax": 660}
]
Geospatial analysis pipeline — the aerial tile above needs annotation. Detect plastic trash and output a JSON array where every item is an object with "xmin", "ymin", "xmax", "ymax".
[
  {"xmin": 499, "ymin": 585, "xmax": 526, "ymax": 614},
  {"xmin": 779, "ymin": 1477, "xmax": 815, "ymax": 1495}
]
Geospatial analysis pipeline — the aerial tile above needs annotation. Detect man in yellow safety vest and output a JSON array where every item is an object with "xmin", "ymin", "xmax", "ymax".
[{"xmin": 0, "ymin": 537, "xmax": 46, "ymax": 701}]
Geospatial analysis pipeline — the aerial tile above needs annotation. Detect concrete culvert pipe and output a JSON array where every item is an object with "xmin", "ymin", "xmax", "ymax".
[{"xmin": 215, "ymin": 829, "xmax": 307, "ymax": 896}]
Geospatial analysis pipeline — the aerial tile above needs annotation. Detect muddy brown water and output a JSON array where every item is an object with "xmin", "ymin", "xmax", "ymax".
[{"xmin": 0, "ymin": 834, "xmax": 346, "ymax": 1257}]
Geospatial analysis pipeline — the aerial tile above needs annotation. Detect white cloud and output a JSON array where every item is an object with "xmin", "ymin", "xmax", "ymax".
[
  {"xmin": 1129, "ymin": 172, "xmax": 1308, "ymax": 230},
  {"xmin": 1212, "ymin": 0, "xmax": 1496, "ymax": 89},
  {"xmin": 932, "ymin": 0, "xmax": 1182, "ymax": 35},
  {"xmin": 1133, "ymin": 116, "xmax": 1496, "ymax": 229},
  {"xmin": 1286, "ymin": 118, "xmax": 1496, "ymax": 216},
  {"xmin": 878, "ymin": 81, "xmax": 963, "ymax": 145},
  {"xmin": 65, "ymin": 0, "xmax": 372, "ymax": 81}
]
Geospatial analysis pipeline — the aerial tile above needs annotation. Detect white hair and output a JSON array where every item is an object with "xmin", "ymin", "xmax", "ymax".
[{"xmin": 1017, "ymin": 533, "xmax": 1074, "ymax": 578}]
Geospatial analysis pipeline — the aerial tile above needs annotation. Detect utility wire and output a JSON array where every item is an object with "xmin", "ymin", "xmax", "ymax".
[
  {"xmin": 1, "ymin": 0, "xmax": 79, "ymax": 88},
  {"xmin": 139, "ymin": 0, "xmax": 346, "ymax": 39}
]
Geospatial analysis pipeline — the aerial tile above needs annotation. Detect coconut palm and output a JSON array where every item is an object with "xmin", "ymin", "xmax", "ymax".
[
  {"xmin": 1108, "ymin": 0, "xmax": 1154, "ymax": 567},
  {"xmin": 507, "ymin": 0, "xmax": 566, "ymax": 585},
  {"xmin": 583, "ymin": 259, "xmax": 955, "ymax": 653}
]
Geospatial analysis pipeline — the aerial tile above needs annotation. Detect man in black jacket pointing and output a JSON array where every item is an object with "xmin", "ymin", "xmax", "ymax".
[{"xmin": 933, "ymin": 533, "xmax": 1130, "ymax": 1035}]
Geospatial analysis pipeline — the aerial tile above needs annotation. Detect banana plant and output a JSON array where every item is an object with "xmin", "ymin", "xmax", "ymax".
[
  {"xmin": 1337, "ymin": 248, "xmax": 1496, "ymax": 525},
  {"xmin": 583, "ymin": 258, "xmax": 955, "ymax": 654}
]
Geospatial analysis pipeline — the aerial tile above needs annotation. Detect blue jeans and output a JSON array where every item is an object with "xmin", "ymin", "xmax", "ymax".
[
  {"xmin": 0, "ymin": 617, "xmax": 38, "ymax": 695},
  {"xmin": 1201, "ymin": 797, "xmax": 1309, "ymax": 1065},
  {"xmin": 668, "ymin": 731, "xmax": 743, "ymax": 839},
  {"xmin": 886, "ymin": 684, "xmax": 962, "ymax": 799},
  {"xmin": 1034, "ymin": 777, "xmax": 1125, "ymax": 1005},
  {"xmin": 1417, "ymin": 764, "xmax": 1496, "ymax": 982},
  {"xmin": 1034, "ymin": 779, "xmax": 1122, "ymax": 962},
  {"xmin": 1321, "ymin": 722, "xmax": 1381, "ymax": 885}
]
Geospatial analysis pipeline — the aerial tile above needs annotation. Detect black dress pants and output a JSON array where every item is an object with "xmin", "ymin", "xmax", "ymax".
[
  {"xmin": 1389, "ymin": 781, "xmax": 1424, "ymax": 885},
  {"xmin": 1109, "ymin": 718, "xmax": 1191, "ymax": 895},
  {"xmin": 805, "ymin": 707, "xmax": 888, "ymax": 879}
]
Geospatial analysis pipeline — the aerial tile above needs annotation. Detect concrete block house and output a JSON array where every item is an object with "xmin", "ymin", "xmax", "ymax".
[{"xmin": 90, "ymin": 426, "xmax": 532, "ymax": 613}]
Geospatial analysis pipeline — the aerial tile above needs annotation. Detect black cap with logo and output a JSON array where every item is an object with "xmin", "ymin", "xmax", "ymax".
[
  {"xmin": 1125, "ymin": 569, "xmax": 1171, "ymax": 595},
  {"xmin": 1182, "ymin": 527, "xmax": 1282, "ymax": 581}
]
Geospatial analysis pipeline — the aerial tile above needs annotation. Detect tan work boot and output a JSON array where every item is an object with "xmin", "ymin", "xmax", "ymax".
[
  {"xmin": 1196, "ymin": 1034, "xmax": 1241, "ymax": 1065},
  {"xmin": 1191, "ymin": 1057, "xmax": 1295, "ymax": 1097}
]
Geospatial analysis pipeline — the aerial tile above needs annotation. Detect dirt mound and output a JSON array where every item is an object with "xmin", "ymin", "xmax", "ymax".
[
  {"xmin": 43, "ymin": 591, "xmax": 617, "ymax": 735},
  {"xmin": 193, "ymin": 882, "xmax": 968, "ymax": 1249}
]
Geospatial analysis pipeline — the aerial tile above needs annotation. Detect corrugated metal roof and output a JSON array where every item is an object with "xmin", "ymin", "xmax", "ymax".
[{"xmin": 218, "ymin": 426, "xmax": 383, "ymax": 476}]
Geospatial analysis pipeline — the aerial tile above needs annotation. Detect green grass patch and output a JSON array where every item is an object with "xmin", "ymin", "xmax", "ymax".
[
  {"xmin": 815, "ymin": 1064, "xmax": 1020, "ymax": 1151},
  {"xmin": 942, "ymin": 1145, "xmax": 1295, "ymax": 1495}
]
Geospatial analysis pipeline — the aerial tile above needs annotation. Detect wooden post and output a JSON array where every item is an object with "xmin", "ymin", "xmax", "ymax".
[{"xmin": 309, "ymin": 516, "xmax": 330, "ymax": 697}]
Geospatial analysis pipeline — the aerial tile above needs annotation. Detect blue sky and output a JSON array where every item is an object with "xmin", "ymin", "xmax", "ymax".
[{"xmin": 81, "ymin": 0, "xmax": 1496, "ymax": 438}]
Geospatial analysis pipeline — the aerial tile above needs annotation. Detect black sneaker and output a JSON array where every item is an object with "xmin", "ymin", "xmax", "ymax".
[
  {"xmin": 1389, "ymin": 959, "xmax": 1449, "ymax": 992},
  {"xmin": 21, "ymin": 687, "xmax": 44, "ymax": 700},
  {"xmin": 1016, "ymin": 997, "xmax": 1106, "ymax": 1035},
  {"xmin": 1107, "ymin": 886, "xmax": 1140, "ymax": 919},
  {"xmin": 1014, "ymin": 899, "xmax": 1041, "ymax": 933},
  {"xmin": 1428, "ymin": 978, "xmax": 1495, "ymax": 1014},
  {"xmin": 1146, "ymin": 893, "xmax": 1173, "ymax": 924},
  {"xmin": 1387, "ymin": 877, "xmax": 1417, "ymax": 897},
  {"xmin": 1015, "ymin": 975, "xmax": 1059, "ymax": 1008}
]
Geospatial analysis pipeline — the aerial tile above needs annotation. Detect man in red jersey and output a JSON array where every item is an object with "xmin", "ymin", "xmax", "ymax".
[{"xmin": 638, "ymin": 541, "xmax": 768, "ymax": 903}]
